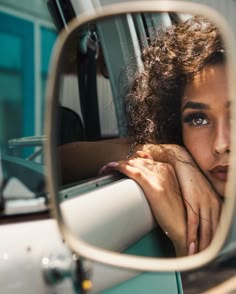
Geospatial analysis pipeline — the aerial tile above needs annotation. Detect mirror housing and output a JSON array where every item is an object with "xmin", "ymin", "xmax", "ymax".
[{"xmin": 45, "ymin": 1, "xmax": 236, "ymax": 272}]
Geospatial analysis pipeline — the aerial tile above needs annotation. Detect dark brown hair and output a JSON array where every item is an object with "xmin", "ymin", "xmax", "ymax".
[{"xmin": 125, "ymin": 16, "xmax": 225, "ymax": 145}]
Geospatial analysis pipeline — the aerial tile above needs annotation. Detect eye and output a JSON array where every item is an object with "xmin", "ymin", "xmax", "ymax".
[
  {"xmin": 192, "ymin": 116, "xmax": 208, "ymax": 126},
  {"xmin": 183, "ymin": 113, "xmax": 209, "ymax": 127}
]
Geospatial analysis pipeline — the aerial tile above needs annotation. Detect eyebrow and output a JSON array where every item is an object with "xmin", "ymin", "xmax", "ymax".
[
  {"xmin": 182, "ymin": 101, "xmax": 209, "ymax": 111},
  {"xmin": 182, "ymin": 100, "xmax": 230, "ymax": 111}
]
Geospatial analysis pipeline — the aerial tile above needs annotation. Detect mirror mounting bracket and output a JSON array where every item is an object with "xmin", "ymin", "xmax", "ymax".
[{"xmin": 41, "ymin": 252, "xmax": 92, "ymax": 293}]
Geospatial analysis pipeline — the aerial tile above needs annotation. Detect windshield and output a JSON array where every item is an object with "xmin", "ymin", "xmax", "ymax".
[{"xmin": 0, "ymin": 0, "xmax": 57, "ymax": 216}]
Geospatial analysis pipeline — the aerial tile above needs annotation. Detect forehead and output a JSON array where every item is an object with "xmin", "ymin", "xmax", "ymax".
[{"xmin": 182, "ymin": 64, "xmax": 228, "ymax": 106}]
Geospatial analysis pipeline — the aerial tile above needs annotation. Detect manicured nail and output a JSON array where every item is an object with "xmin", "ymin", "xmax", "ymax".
[
  {"xmin": 98, "ymin": 162, "xmax": 119, "ymax": 175},
  {"xmin": 105, "ymin": 161, "xmax": 119, "ymax": 167},
  {"xmin": 142, "ymin": 153, "xmax": 153, "ymax": 159},
  {"xmin": 98, "ymin": 166, "xmax": 106, "ymax": 175},
  {"xmin": 188, "ymin": 242, "xmax": 195, "ymax": 256}
]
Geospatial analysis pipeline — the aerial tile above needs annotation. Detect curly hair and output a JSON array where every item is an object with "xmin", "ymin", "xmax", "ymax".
[{"xmin": 125, "ymin": 16, "xmax": 225, "ymax": 145}]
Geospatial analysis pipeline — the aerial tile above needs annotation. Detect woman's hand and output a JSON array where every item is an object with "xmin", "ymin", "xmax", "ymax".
[
  {"xmin": 174, "ymin": 157, "xmax": 222, "ymax": 253},
  {"xmin": 136, "ymin": 144, "xmax": 223, "ymax": 254},
  {"xmin": 99, "ymin": 155, "xmax": 188, "ymax": 256}
]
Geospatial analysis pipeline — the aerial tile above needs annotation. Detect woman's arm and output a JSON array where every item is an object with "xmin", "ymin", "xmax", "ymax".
[
  {"xmin": 134, "ymin": 144, "xmax": 223, "ymax": 253},
  {"xmin": 59, "ymin": 140, "xmax": 222, "ymax": 254},
  {"xmin": 58, "ymin": 138, "xmax": 130, "ymax": 184},
  {"xmin": 99, "ymin": 154, "xmax": 188, "ymax": 256},
  {"xmin": 58, "ymin": 140, "xmax": 179, "ymax": 183}
]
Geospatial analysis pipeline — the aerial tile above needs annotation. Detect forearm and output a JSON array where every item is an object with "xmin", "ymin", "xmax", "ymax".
[
  {"xmin": 58, "ymin": 138, "xmax": 130, "ymax": 184},
  {"xmin": 136, "ymin": 144, "xmax": 193, "ymax": 166}
]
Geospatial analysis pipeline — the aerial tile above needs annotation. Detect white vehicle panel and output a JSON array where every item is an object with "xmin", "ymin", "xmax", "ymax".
[{"xmin": 0, "ymin": 219, "xmax": 73, "ymax": 294}]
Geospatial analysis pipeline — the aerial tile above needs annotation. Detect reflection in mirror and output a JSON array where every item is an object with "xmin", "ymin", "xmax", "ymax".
[{"xmin": 54, "ymin": 12, "xmax": 229, "ymax": 258}]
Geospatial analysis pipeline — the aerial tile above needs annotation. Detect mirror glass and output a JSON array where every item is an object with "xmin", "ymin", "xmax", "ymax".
[{"xmin": 53, "ymin": 11, "xmax": 230, "ymax": 258}]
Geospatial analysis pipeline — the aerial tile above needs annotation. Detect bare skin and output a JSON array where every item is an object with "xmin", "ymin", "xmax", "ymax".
[
  {"xmin": 99, "ymin": 152, "xmax": 188, "ymax": 256},
  {"xmin": 96, "ymin": 65, "xmax": 227, "ymax": 256},
  {"xmin": 138, "ymin": 144, "xmax": 222, "ymax": 253},
  {"xmin": 182, "ymin": 64, "xmax": 230, "ymax": 197},
  {"xmin": 59, "ymin": 140, "xmax": 222, "ymax": 256},
  {"xmin": 58, "ymin": 138, "xmax": 130, "ymax": 184},
  {"xmin": 99, "ymin": 144, "xmax": 222, "ymax": 256},
  {"xmin": 58, "ymin": 63, "xmax": 227, "ymax": 257}
]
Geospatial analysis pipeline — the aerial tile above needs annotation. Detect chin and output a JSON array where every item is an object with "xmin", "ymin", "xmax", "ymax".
[
  {"xmin": 213, "ymin": 182, "xmax": 226, "ymax": 198},
  {"xmin": 205, "ymin": 174, "xmax": 225, "ymax": 197}
]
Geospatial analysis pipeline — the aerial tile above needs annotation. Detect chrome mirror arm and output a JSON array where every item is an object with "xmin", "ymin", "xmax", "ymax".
[{"xmin": 42, "ymin": 252, "xmax": 93, "ymax": 293}]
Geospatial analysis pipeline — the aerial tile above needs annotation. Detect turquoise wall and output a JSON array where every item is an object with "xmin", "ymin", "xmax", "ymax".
[{"xmin": 0, "ymin": 4, "xmax": 56, "ymax": 151}]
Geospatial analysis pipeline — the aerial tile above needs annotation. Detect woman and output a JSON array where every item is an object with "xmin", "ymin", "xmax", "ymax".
[{"xmin": 59, "ymin": 16, "xmax": 227, "ymax": 256}]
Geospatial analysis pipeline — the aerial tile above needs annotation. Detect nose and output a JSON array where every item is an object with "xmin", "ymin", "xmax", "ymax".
[{"xmin": 213, "ymin": 118, "xmax": 230, "ymax": 156}]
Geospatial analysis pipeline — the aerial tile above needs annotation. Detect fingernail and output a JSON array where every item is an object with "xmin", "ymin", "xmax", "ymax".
[
  {"xmin": 142, "ymin": 153, "xmax": 153, "ymax": 159},
  {"xmin": 105, "ymin": 161, "xmax": 119, "ymax": 167},
  {"xmin": 98, "ymin": 166, "xmax": 106, "ymax": 175},
  {"xmin": 98, "ymin": 162, "xmax": 119, "ymax": 175},
  {"xmin": 188, "ymin": 242, "xmax": 195, "ymax": 256}
]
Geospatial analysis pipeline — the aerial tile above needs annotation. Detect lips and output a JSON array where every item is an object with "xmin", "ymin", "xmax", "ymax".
[{"xmin": 209, "ymin": 165, "xmax": 228, "ymax": 182}]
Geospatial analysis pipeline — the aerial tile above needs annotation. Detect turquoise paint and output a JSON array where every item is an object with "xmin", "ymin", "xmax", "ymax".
[
  {"xmin": 103, "ymin": 272, "xmax": 181, "ymax": 294},
  {"xmin": 40, "ymin": 27, "xmax": 57, "ymax": 73},
  {"xmin": 103, "ymin": 229, "xmax": 182, "ymax": 293},
  {"xmin": 40, "ymin": 27, "xmax": 57, "ymax": 132},
  {"xmin": 124, "ymin": 228, "xmax": 175, "ymax": 257},
  {"xmin": 176, "ymin": 272, "xmax": 183, "ymax": 293},
  {"xmin": 0, "ymin": 32, "xmax": 22, "ymax": 69},
  {"xmin": 0, "ymin": 12, "xmax": 34, "ymax": 139},
  {"xmin": 0, "ymin": 72, "xmax": 22, "ymax": 103},
  {"xmin": 0, "ymin": 11, "xmax": 57, "ymax": 147}
]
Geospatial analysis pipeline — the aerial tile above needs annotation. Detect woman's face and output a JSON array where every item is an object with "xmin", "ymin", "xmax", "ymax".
[{"xmin": 181, "ymin": 64, "xmax": 230, "ymax": 197}]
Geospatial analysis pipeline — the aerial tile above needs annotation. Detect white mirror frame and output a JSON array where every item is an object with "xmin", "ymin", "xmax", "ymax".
[{"xmin": 45, "ymin": 1, "xmax": 236, "ymax": 272}]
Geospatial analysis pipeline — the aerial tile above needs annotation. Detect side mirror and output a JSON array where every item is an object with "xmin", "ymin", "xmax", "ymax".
[{"xmin": 45, "ymin": 1, "xmax": 236, "ymax": 272}]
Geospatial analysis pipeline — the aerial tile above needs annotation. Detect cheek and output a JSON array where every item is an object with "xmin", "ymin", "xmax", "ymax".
[{"xmin": 182, "ymin": 127, "xmax": 209, "ymax": 170}]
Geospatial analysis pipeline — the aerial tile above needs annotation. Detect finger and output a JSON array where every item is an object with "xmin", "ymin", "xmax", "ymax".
[
  {"xmin": 112, "ymin": 162, "xmax": 162, "ymax": 205},
  {"xmin": 98, "ymin": 161, "xmax": 119, "ymax": 175},
  {"xmin": 128, "ymin": 158, "xmax": 155, "ymax": 172},
  {"xmin": 98, "ymin": 160, "xmax": 143, "ymax": 181},
  {"xmin": 186, "ymin": 206, "xmax": 199, "ymax": 255},
  {"xmin": 98, "ymin": 159, "xmax": 154, "ymax": 180},
  {"xmin": 135, "ymin": 150, "xmax": 153, "ymax": 159},
  {"xmin": 115, "ymin": 161, "xmax": 150, "ymax": 186},
  {"xmin": 199, "ymin": 210, "xmax": 212, "ymax": 252},
  {"xmin": 211, "ymin": 201, "xmax": 222, "ymax": 237}
]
